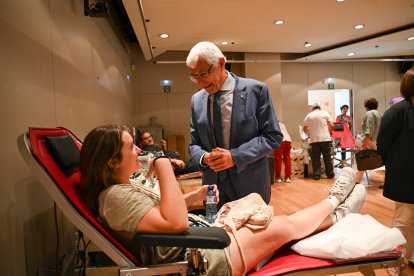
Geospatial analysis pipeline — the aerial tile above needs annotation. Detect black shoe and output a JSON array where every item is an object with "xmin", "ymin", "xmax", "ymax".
[
  {"xmin": 313, "ymin": 174, "xmax": 320, "ymax": 180},
  {"xmin": 327, "ymin": 174, "xmax": 335, "ymax": 179}
]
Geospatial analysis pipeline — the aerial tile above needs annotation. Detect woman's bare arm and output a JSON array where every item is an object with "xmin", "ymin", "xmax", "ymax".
[{"xmin": 135, "ymin": 157, "xmax": 189, "ymax": 233}]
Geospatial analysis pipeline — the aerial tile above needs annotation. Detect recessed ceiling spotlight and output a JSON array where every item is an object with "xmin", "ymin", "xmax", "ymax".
[
  {"xmin": 274, "ymin": 20, "xmax": 285, "ymax": 25},
  {"xmin": 221, "ymin": 41, "xmax": 229, "ymax": 45},
  {"xmin": 159, "ymin": 33, "xmax": 169, "ymax": 38},
  {"xmin": 354, "ymin": 24, "xmax": 365, "ymax": 30},
  {"xmin": 335, "ymin": 0, "xmax": 345, "ymax": 2},
  {"xmin": 347, "ymin": 52, "xmax": 355, "ymax": 56},
  {"xmin": 304, "ymin": 42, "xmax": 312, "ymax": 47},
  {"xmin": 407, "ymin": 37, "xmax": 414, "ymax": 41}
]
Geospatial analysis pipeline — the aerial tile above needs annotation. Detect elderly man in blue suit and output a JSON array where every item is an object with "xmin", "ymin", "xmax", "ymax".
[{"xmin": 186, "ymin": 41, "xmax": 283, "ymax": 208}]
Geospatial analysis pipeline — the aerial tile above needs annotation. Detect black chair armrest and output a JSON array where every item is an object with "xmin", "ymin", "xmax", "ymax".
[{"xmin": 131, "ymin": 227, "xmax": 230, "ymax": 249}]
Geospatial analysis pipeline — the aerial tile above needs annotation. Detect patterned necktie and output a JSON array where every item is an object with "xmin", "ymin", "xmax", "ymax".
[{"xmin": 213, "ymin": 91, "xmax": 224, "ymax": 148}]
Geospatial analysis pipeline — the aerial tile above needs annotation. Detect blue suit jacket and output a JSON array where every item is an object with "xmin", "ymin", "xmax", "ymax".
[{"xmin": 189, "ymin": 73, "xmax": 282, "ymax": 203}]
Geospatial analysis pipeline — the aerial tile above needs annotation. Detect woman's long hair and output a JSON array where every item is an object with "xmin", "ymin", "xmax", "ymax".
[{"xmin": 79, "ymin": 125, "xmax": 129, "ymax": 215}]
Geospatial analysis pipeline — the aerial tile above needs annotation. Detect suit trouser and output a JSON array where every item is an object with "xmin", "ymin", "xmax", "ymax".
[
  {"xmin": 217, "ymin": 170, "xmax": 237, "ymax": 209},
  {"xmin": 310, "ymin": 141, "xmax": 334, "ymax": 177},
  {"xmin": 355, "ymin": 139, "xmax": 377, "ymax": 183},
  {"xmin": 392, "ymin": 202, "xmax": 414, "ymax": 261}
]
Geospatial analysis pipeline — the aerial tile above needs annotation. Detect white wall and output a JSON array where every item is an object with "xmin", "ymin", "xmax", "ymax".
[
  {"xmin": 133, "ymin": 51, "xmax": 245, "ymax": 160},
  {"xmin": 133, "ymin": 51, "xmax": 197, "ymax": 160},
  {"xmin": 0, "ymin": 1, "xmax": 134, "ymax": 274},
  {"xmin": 281, "ymin": 62, "xmax": 401, "ymax": 142},
  {"xmin": 134, "ymin": 57, "xmax": 401, "ymax": 151},
  {"xmin": 244, "ymin": 53, "xmax": 282, "ymax": 120}
]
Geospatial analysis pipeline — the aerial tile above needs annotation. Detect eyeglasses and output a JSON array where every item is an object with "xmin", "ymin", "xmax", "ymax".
[{"xmin": 188, "ymin": 64, "xmax": 214, "ymax": 82}]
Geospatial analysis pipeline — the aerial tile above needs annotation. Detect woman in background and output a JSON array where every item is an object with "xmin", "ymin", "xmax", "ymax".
[
  {"xmin": 336, "ymin": 104, "xmax": 353, "ymax": 162},
  {"xmin": 273, "ymin": 121, "xmax": 292, "ymax": 183},
  {"xmin": 355, "ymin": 97, "xmax": 382, "ymax": 184},
  {"xmin": 336, "ymin": 104, "xmax": 352, "ymax": 130},
  {"xmin": 377, "ymin": 68, "xmax": 414, "ymax": 275}
]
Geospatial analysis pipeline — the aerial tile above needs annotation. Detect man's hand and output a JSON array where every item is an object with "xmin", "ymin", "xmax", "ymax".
[
  {"xmin": 203, "ymin": 148, "xmax": 235, "ymax": 172},
  {"xmin": 197, "ymin": 185, "xmax": 219, "ymax": 203},
  {"xmin": 160, "ymin": 139, "xmax": 167, "ymax": 150},
  {"xmin": 171, "ymin": 159, "xmax": 185, "ymax": 168}
]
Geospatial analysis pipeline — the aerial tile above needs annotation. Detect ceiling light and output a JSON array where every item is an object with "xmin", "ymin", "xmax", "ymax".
[
  {"xmin": 304, "ymin": 42, "xmax": 312, "ymax": 47},
  {"xmin": 324, "ymin": 77, "xmax": 336, "ymax": 84},
  {"xmin": 221, "ymin": 41, "xmax": 229, "ymax": 45},
  {"xmin": 160, "ymin": 80, "xmax": 173, "ymax": 86},
  {"xmin": 274, "ymin": 20, "xmax": 285, "ymax": 25},
  {"xmin": 159, "ymin": 33, "xmax": 169, "ymax": 38},
  {"xmin": 354, "ymin": 24, "xmax": 365, "ymax": 30},
  {"xmin": 347, "ymin": 52, "xmax": 355, "ymax": 56},
  {"xmin": 407, "ymin": 37, "xmax": 414, "ymax": 41},
  {"xmin": 335, "ymin": 0, "xmax": 345, "ymax": 2}
]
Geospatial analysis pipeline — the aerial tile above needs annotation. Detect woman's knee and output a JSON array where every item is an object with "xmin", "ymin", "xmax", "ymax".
[{"xmin": 270, "ymin": 215, "xmax": 297, "ymax": 241}]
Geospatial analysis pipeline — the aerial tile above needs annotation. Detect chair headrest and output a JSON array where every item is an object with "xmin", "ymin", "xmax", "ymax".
[{"xmin": 45, "ymin": 134, "xmax": 80, "ymax": 175}]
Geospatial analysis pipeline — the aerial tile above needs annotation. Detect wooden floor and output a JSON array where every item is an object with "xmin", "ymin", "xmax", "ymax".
[
  {"xmin": 270, "ymin": 174, "xmax": 393, "ymax": 226},
  {"xmin": 179, "ymin": 169, "xmax": 414, "ymax": 276},
  {"xmin": 269, "ymin": 173, "xmax": 414, "ymax": 276}
]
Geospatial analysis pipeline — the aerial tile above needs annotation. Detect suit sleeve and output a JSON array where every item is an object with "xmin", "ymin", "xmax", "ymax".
[
  {"xmin": 188, "ymin": 95, "xmax": 206, "ymax": 167},
  {"xmin": 377, "ymin": 107, "xmax": 401, "ymax": 162},
  {"xmin": 231, "ymin": 84, "xmax": 283, "ymax": 172}
]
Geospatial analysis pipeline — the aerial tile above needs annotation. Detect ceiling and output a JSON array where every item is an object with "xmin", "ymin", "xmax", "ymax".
[{"xmin": 119, "ymin": 0, "xmax": 414, "ymax": 63}]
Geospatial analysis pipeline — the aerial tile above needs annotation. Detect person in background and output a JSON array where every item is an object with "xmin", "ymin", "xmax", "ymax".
[
  {"xmin": 140, "ymin": 131, "xmax": 199, "ymax": 175},
  {"xmin": 273, "ymin": 121, "xmax": 292, "ymax": 183},
  {"xmin": 79, "ymin": 125, "xmax": 366, "ymax": 276},
  {"xmin": 140, "ymin": 131, "xmax": 167, "ymax": 151},
  {"xmin": 377, "ymin": 68, "xmax": 414, "ymax": 274},
  {"xmin": 336, "ymin": 104, "xmax": 352, "ymax": 130},
  {"xmin": 303, "ymin": 102, "xmax": 335, "ymax": 180},
  {"xmin": 186, "ymin": 41, "xmax": 283, "ymax": 208},
  {"xmin": 355, "ymin": 97, "xmax": 382, "ymax": 184},
  {"xmin": 336, "ymin": 104, "xmax": 353, "ymax": 162},
  {"xmin": 376, "ymin": 94, "xmax": 405, "ymax": 190},
  {"xmin": 389, "ymin": 95, "xmax": 404, "ymax": 106}
]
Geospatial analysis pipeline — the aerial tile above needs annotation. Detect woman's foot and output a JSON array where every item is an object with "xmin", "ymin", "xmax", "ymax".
[
  {"xmin": 333, "ymin": 184, "xmax": 366, "ymax": 222},
  {"xmin": 285, "ymin": 178, "xmax": 291, "ymax": 183},
  {"xmin": 276, "ymin": 178, "xmax": 282, "ymax": 183},
  {"xmin": 328, "ymin": 167, "xmax": 356, "ymax": 203}
]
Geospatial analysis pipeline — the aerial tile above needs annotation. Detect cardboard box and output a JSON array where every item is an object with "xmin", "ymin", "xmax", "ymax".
[
  {"xmin": 290, "ymin": 148, "xmax": 304, "ymax": 179},
  {"xmin": 272, "ymin": 148, "xmax": 305, "ymax": 180}
]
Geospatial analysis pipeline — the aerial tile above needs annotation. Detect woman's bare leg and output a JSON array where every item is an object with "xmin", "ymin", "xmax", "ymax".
[
  {"xmin": 229, "ymin": 167, "xmax": 359, "ymax": 275},
  {"xmin": 229, "ymin": 200, "xmax": 334, "ymax": 275}
]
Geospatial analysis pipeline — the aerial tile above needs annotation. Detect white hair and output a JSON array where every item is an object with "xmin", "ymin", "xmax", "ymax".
[{"xmin": 186, "ymin": 41, "xmax": 227, "ymax": 68}]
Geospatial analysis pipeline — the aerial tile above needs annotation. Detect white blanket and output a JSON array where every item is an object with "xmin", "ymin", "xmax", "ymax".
[{"xmin": 291, "ymin": 213, "xmax": 406, "ymax": 259}]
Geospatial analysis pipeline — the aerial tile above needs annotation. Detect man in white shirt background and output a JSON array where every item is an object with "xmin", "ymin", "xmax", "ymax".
[{"xmin": 303, "ymin": 102, "xmax": 334, "ymax": 180}]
